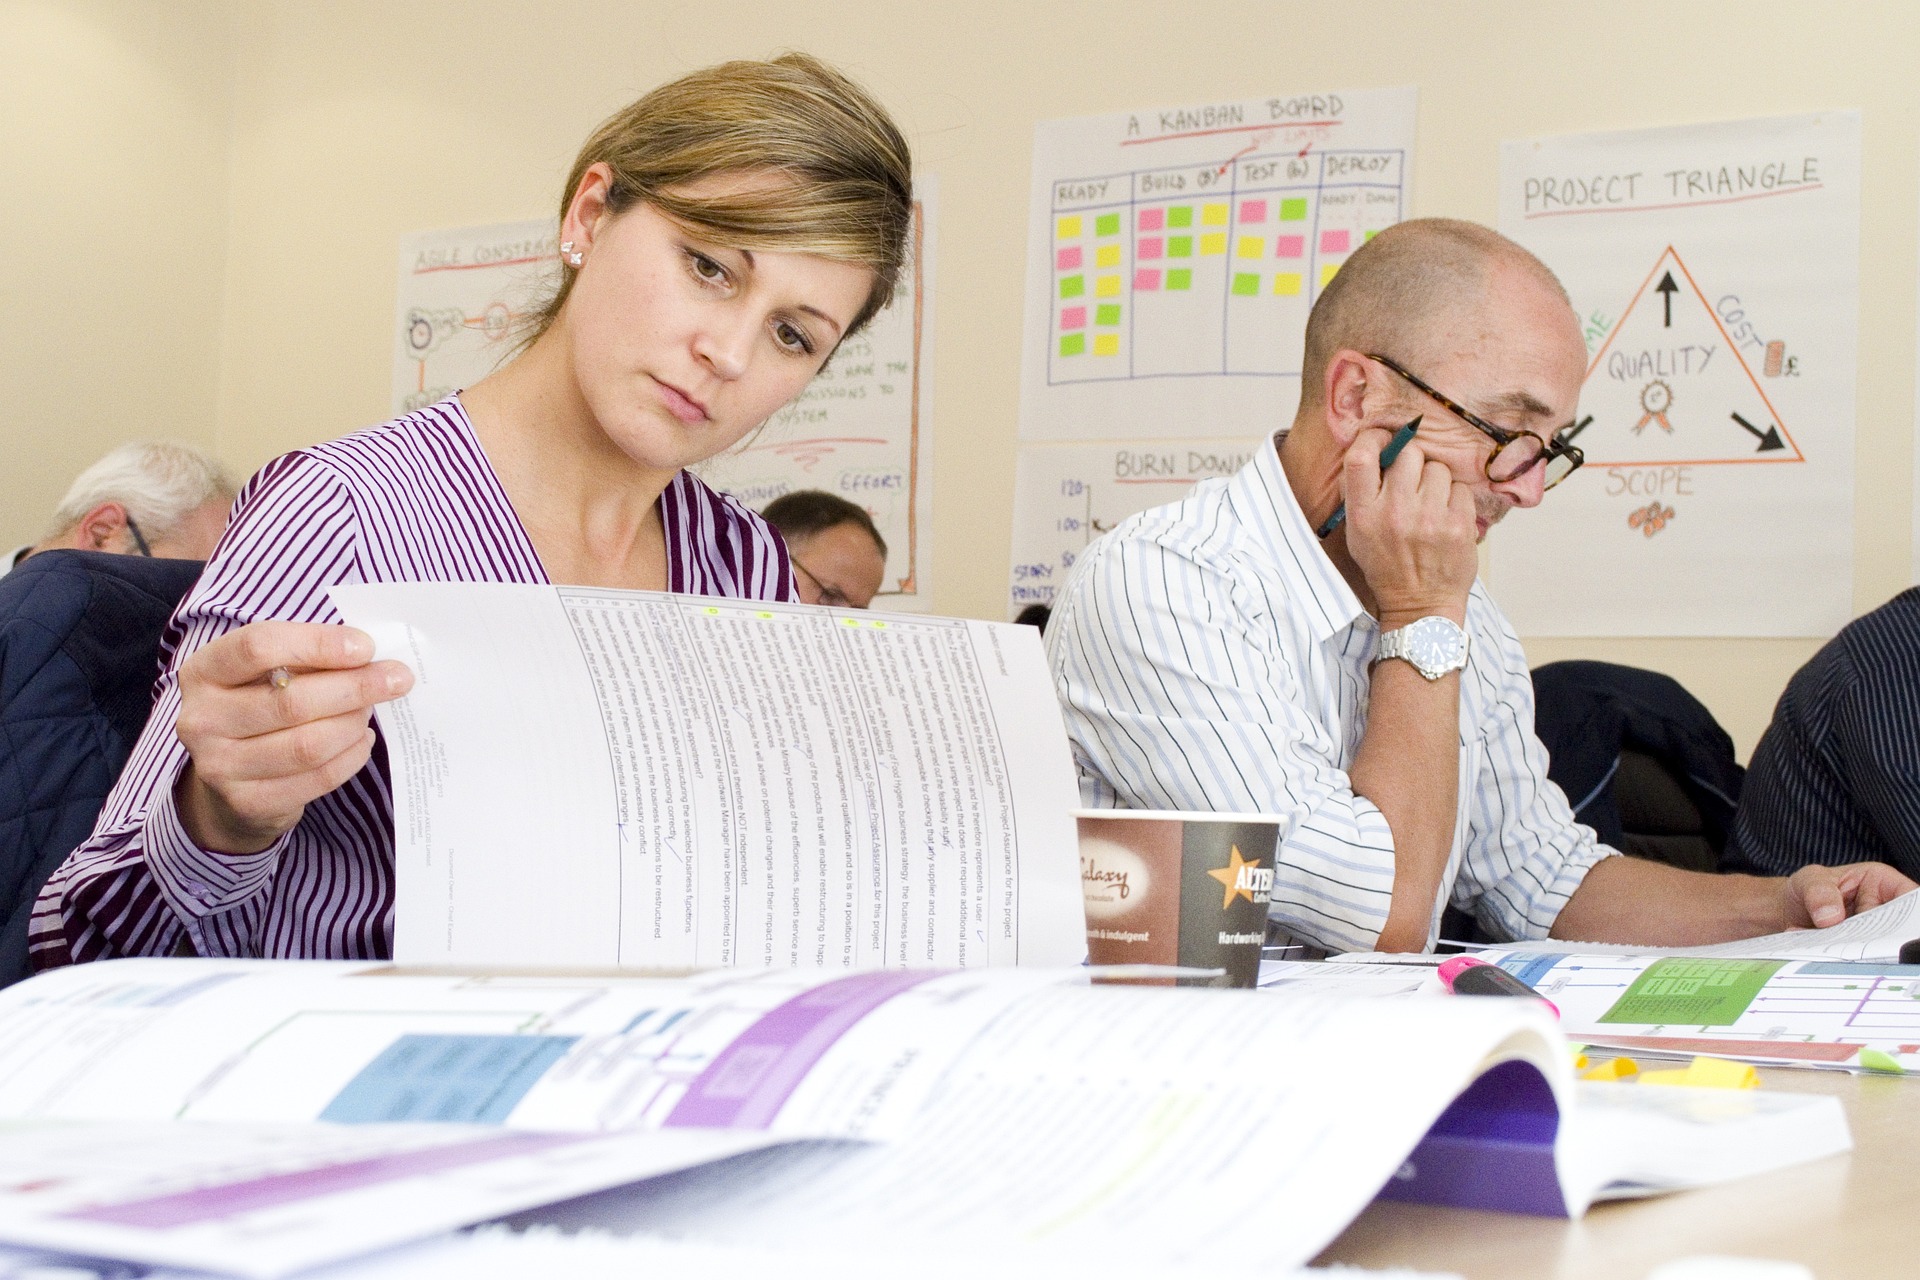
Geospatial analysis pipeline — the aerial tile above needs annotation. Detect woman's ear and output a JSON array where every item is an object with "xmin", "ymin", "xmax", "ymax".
[
  {"xmin": 1321, "ymin": 350, "xmax": 1374, "ymax": 448},
  {"xmin": 561, "ymin": 162, "xmax": 618, "ymax": 257}
]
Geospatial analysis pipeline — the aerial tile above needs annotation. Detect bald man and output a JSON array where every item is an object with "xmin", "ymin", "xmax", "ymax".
[{"xmin": 1048, "ymin": 218, "xmax": 1913, "ymax": 953}]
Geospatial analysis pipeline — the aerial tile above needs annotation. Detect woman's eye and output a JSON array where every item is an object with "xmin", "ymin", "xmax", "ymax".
[
  {"xmin": 686, "ymin": 251, "xmax": 729, "ymax": 286},
  {"xmin": 773, "ymin": 321, "xmax": 815, "ymax": 356}
]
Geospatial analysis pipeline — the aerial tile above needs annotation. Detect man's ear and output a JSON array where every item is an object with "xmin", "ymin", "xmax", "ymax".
[
  {"xmin": 73, "ymin": 501, "xmax": 131, "ymax": 550},
  {"xmin": 1322, "ymin": 350, "xmax": 1375, "ymax": 448}
]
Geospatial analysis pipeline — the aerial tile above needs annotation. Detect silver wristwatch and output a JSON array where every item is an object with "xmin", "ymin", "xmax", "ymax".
[{"xmin": 1375, "ymin": 616, "xmax": 1469, "ymax": 681}]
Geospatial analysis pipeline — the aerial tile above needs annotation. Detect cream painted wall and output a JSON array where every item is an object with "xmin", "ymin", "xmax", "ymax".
[
  {"xmin": 0, "ymin": 0, "xmax": 234, "ymax": 547},
  {"xmin": 12, "ymin": 0, "xmax": 1920, "ymax": 759}
]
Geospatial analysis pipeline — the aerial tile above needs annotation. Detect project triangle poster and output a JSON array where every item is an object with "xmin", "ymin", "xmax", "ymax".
[{"xmin": 1494, "ymin": 113, "xmax": 1858, "ymax": 637}]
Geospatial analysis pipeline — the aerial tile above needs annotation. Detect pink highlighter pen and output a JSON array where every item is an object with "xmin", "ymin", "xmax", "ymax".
[{"xmin": 1436, "ymin": 955, "xmax": 1559, "ymax": 1019}]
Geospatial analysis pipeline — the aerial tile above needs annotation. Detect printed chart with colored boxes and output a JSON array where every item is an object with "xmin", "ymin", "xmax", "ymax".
[
  {"xmin": 1049, "ymin": 152, "xmax": 1400, "ymax": 383},
  {"xmin": 1489, "ymin": 952, "xmax": 1920, "ymax": 1073},
  {"xmin": 1020, "ymin": 87, "xmax": 1417, "ymax": 444}
]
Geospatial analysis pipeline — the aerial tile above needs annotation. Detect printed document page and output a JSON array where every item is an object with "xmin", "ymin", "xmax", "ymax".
[
  {"xmin": 0, "ymin": 959, "xmax": 1560, "ymax": 1275},
  {"xmin": 329, "ymin": 583, "xmax": 1085, "ymax": 967},
  {"xmin": 1493, "ymin": 891, "xmax": 1920, "ymax": 962}
]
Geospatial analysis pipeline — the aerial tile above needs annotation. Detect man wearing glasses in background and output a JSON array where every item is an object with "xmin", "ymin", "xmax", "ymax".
[
  {"xmin": 1046, "ymin": 218, "xmax": 1912, "ymax": 953},
  {"xmin": 760, "ymin": 489, "xmax": 889, "ymax": 609}
]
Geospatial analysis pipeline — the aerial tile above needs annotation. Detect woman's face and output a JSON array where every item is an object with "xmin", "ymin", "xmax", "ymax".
[{"xmin": 561, "ymin": 168, "xmax": 874, "ymax": 474}]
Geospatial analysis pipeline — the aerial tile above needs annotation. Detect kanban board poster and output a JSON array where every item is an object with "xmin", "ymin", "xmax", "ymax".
[{"xmin": 1009, "ymin": 87, "xmax": 1415, "ymax": 615}]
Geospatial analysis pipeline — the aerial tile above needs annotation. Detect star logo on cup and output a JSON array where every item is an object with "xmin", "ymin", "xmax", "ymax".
[{"xmin": 1206, "ymin": 844, "xmax": 1263, "ymax": 909}]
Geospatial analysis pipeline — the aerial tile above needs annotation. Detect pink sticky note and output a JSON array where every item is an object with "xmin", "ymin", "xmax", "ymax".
[
  {"xmin": 1320, "ymin": 229, "xmax": 1351, "ymax": 254},
  {"xmin": 1138, "ymin": 208, "xmax": 1165, "ymax": 232},
  {"xmin": 1275, "ymin": 235, "xmax": 1305, "ymax": 258},
  {"xmin": 1137, "ymin": 237, "xmax": 1164, "ymax": 260},
  {"xmin": 1060, "ymin": 306, "xmax": 1087, "ymax": 330},
  {"xmin": 1056, "ymin": 246, "xmax": 1083, "ymax": 271},
  {"xmin": 1239, "ymin": 199, "xmax": 1268, "ymax": 223},
  {"xmin": 1134, "ymin": 268, "xmax": 1162, "ymax": 291}
]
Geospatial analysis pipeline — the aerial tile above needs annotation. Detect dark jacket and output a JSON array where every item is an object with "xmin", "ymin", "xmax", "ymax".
[
  {"xmin": 1531, "ymin": 659, "xmax": 1745, "ymax": 868},
  {"xmin": 0, "ymin": 550, "xmax": 202, "ymax": 985}
]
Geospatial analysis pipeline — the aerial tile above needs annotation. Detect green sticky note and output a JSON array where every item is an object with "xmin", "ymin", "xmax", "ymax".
[
  {"xmin": 1167, "ymin": 205, "xmax": 1193, "ymax": 227},
  {"xmin": 1059, "ymin": 274, "xmax": 1085, "ymax": 299},
  {"xmin": 1280, "ymin": 197, "xmax": 1308, "ymax": 221},
  {"xmin": 1095, "ymin": 303, "xmax": 1122, "ymax": 326},
  {"xmin": 1095, "ymin": 212, "xmax": 1121, "ymax": 236},
  {"xmin": 1231, "ymin": 272, "xmax": 1260, "ymax": 296},
  {"xmin": 1860, "ymin": 1048, "xmax": 1905, "ymax": 1074},
  {"xmin": 1364, "ymin": 228, "xmax": 1379, "ymax": 241},
  {"xmin": 1599, "ymin": 957, "xmax": 1787, "ymax": 1027},
  {"xmin": 1059, "ymin": 332, "xmax": 1086, "ymax": 356},
  {"xmin": 1167, "ymin": 236, "xmax": 1193, "ymax": 258},
  {"xmin": 1165, "ymin": 268, "xmax": 1192, "ymax": 291}
]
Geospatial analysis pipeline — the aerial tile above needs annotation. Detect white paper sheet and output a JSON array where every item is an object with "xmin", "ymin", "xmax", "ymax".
[
  {"xmin": 1018, "ymin": 88, "xmax": 1416, "ymax": 443},
  {"xmin": 0, "ymin": 1121, "xmax": 772, "ymax": 1280},
  {"xmin": 1495, "ymin": 890, "xmax": 1920, "ymax": 963},
  {"xmin": 329, "ymin": 583, "xmax": 1084, "ymax": 967},
  {"xmin": 0, "ymin": 959, "xmax": 1553, "ymax": 1277},
  {"xmin": 1493, "ymin": 113, "xmax": 1860, "ymax": 636},
  {"xmin": 1007, "ymin": 437, "xmax": 1261, "ymax": 615},
  {"xmin": 694, "ymin": 185, "xmax": 938, "ymax": 609},
  {"xmin": 392, "ymin": 221, "xmax": 556, "ymax": 416}
]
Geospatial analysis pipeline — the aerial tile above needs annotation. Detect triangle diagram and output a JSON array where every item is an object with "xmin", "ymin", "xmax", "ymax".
[{"xmin": 1570, "ymin": 246, "xmax": 1804, "ymax": 467}]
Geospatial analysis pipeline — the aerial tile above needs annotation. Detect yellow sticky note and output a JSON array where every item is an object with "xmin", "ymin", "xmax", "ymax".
[
  {"xmin": 1641, "ymin": 1056, "xmax": 1759, "ymax": 1090},
  {"xmin": 1056, "ymin": 215, "xmax": 1083, "ymax": 239},
  {"xmin": 1200, "ymin": 233, "xmax": 1227, "ymax": 256},
  {"xmin": 1859, "ymin": 1048, "xmax": 1905, "ymax": 1074},
  {"xmin": 1095, "ymin": 274, "xmax": 1122, "ymax": 297},
  {"xmin": 1273, "ymin": 272, "xmax": 1303, "ymax": 296},
  {"xmin": 1201, "ymin": 203, "xmax": 1229, "ymax": 226},
  {"xmin": 1688, "ymin": 1056, "xmax": 1761, "ymax": 1089},
  {"xmin": 1237, "ymin": 236, "xmax": 1264, "ymax": 259},
  {"xmin": 1580, "ymin": 1057, "xmax": 1638, "ymax": 1082},
  {"xmin": 1095, "ymin": 243, "xmax": 1122, "ymax": 268},
  {"xmin": 1320, "ymin": 262, "xmax": 1341, "ymax": 287},
  {"xmin": 1093, "ymin": 333, "xmax": 1120, "ymax": 356}
]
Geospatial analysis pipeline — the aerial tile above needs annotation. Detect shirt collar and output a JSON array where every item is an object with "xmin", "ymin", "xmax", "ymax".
[{"xmin": 1235, "ymin": 433, "xmax": 1367, "ymax": 644}]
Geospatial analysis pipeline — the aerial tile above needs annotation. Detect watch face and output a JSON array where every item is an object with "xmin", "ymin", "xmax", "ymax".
[{"xmin": 1398, "ymin": 617, "xmax": 1467, "ymax": 678}]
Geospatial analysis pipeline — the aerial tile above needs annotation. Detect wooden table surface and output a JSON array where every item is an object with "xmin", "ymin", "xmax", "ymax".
[{"xmin": 1314, "ymin": 1064, "xmax": 1917, "ymax": 1278}]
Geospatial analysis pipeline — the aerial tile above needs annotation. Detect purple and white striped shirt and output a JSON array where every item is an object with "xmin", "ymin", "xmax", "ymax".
[{"xmin": 30, "ymin": 396, "xmax": 794, "ymax": 966}]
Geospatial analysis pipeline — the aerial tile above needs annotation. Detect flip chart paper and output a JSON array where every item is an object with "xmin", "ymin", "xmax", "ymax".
[
  {"xmin": 695, "ymin": 185, "xmax": 937, "ymax": 611},
  {"xmin": 1019, "ymin": 87, "xmax": 1416, "ymax": 444},
  {"xmin": 1493, "ymin": 113, "xmax": 1860, "ymax": 636},
  {"xmin": 1008, "ymin": 439, "xmax": 1264, "ymax": 615},
  {"xmin": 392, "ymin": 221, "xmax": 555, "ymax": 417},
  {"xmin": 329, "ymin": 583, "xmax": 1086, "ymax": 969}
]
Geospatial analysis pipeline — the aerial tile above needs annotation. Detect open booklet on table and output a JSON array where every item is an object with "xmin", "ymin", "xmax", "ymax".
[
  {"xmin": 1284, "ymin": 893, "xmax": 1920, "ymax": 1072},
  {"xmin": 0, "ymin": 959, "xmax": 1848, "ymax": 1280},
  {"xmin": 326, "ymin": 582, "xmax": 1085, "ymax": 969}
]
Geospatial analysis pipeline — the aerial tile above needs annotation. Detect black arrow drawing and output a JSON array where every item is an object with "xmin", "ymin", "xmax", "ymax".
[
  {"xmin": 1730, "ymin": 411, "xmax": 1785, "ymax": 452},
  {"xmin": 1655, "ymin": 272, "xmax": 1678, "ymax": 328},
  {"xmin": 1563, "ymin": 414, "xmax": 1593, "ymax": 443}
]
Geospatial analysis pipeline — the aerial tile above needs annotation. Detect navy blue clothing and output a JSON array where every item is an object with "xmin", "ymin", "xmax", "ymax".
[
  {"xmin": 1724, "ymin": 588, "xmax": 1920, "ymax": 881},
  {"xmin": 1531, "ymin": 660, "xmax": 1744, "ymax": 854},
  {"xmin": 0, "ymin": 550, "xmax": 201, "ymax": 985}
]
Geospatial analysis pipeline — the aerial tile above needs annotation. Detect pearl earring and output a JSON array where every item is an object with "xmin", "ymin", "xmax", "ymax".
[{"xmin": 560, "ymin": 240, "xmax": 583, "ymax": 268}]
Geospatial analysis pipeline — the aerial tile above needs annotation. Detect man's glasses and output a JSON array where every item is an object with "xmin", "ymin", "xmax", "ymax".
[
  {"xmin": 792, "ymin": 557, "xmax": 860, "ymax": 608},
  {"xmin": 124, "ymin": 515, "xmax": 154, "ymax": 557},
  {"xmin": 1368, "ymin": 353, "xmax": 1584, "ymax": 491}
]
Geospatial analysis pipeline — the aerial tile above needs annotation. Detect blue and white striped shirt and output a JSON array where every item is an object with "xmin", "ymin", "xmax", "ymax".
[{"xmin": 1046, "ymin": 434, "xmax": 1613, "ymax": 952}]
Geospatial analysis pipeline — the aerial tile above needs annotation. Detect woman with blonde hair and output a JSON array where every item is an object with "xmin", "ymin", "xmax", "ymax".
[{"xmin": 33, "ymin": 53, "xmax": 913, "ymax": 965}]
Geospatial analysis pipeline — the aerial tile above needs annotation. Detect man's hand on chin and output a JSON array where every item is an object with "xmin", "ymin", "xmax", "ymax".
[{"xmin": 1782, "ymin": 862, "xmax": 1919, "ymax": 929}]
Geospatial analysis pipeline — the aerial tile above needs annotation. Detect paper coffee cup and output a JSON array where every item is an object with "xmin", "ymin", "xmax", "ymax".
[{"xmin": 1076, "ymin": 810, "xmax": 1278, "ymax": 988}]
